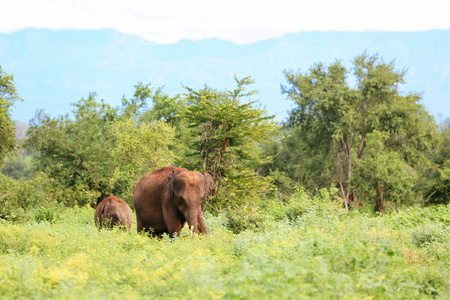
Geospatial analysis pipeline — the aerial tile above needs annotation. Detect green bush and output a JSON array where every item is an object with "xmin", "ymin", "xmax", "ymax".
[
  {"xmin": 0, "ymin": 173, "xmax": 99, "ymax": 222},
  {"xmin": 34, "ymin": 206, "xmax": 60, "ymax": 224},
  {"xmin": 224, "ymin": 205, "xmax": 264, "ymax": 234},
  {"xmin": 262, "ymin": 197, "xmax": 287, "ymax": 221},
  {"xmin": 262, "ymin": 186, "xmax": 345, "ymax": 222},
  {"xmin": 410, "ymin": 222, "xmax": 448, "ymax": 248}
]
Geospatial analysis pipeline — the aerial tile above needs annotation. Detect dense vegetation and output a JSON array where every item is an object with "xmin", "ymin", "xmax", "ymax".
[
  {"xmin": 0, "ymin": 195, "xmax": 449, "ymax": 298},
  {"xmin": 1, "ymin": 53, "xmax": 449, "ymax": 298}
]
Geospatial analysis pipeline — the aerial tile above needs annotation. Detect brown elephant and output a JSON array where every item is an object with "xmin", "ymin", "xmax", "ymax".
[
  {"xmin": 94, "ymin": 194, "xmax": 133, "ymax": 231},
  {"xmin": 133, "ymin": 166, "xmax": 214, "ymax": 237}
]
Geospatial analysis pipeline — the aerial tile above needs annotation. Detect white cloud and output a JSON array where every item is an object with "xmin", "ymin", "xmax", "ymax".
[{"xmin": 1, "ymin": 0, "xmax": 449, "ymax": 43}]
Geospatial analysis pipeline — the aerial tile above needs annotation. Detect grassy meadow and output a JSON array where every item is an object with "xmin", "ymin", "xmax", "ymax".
[{"xmin": 0, "ymin": 197, "xmax": 449, "ymax": 299}]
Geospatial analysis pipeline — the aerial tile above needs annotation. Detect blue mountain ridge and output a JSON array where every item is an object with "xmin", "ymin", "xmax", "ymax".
[{"xmin": 1, "ymin": 28, "xmax": 449, "ymax": 123}]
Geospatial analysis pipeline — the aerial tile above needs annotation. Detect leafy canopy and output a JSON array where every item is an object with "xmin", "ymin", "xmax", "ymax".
[
  {"xmin": 25, "ymin": 89, "xmax": 177, "ymax": 204},
  {"xmin": 0, "ymin": 66, "xmax": 23, "ymax": 166},
  {"xmin": 183, "ymin": 76, "xmax": 276, "ymax": 209},
  {"xmin": 277, "ymin": 53, "xmax": 438, "ymax": 212}
]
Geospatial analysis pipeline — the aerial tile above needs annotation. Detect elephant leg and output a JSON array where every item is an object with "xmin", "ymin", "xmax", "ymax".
[
  {"xmin": 163, "ymin": 205, "xmax": 183, "ymax": 237},
  {"xmin": 136, "ymin": 215, "xmax": 144, "ymax": 233},
  {"xmin": 197, "ymin": 209, "xmax": 208, "ymax": 234},
  {"xmin": 167, "ymin": 221, "xmax": 183, "ymax": 238}
]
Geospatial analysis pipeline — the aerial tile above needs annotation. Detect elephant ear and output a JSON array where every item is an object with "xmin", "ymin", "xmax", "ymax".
[
  {"xmin": 203, "ymin": 172, "xmax": 215, "ymax": 199},
  {"xmin": 168, "ymin": 169, "xmax": 176, "ymax": 199},
  {"xmin": 101, "ymin": 199, "xmax": 110, "ymax": 218}
]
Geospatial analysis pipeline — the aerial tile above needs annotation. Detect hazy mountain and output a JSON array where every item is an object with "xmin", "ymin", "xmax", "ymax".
[{"xmin": 1, "ymin": 28, "xmax": 449, "ymax": 123}]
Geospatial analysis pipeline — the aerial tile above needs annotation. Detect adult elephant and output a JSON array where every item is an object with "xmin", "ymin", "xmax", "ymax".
[{"xmin": 133, "ymin": 166, "xmax": 214, "ymax": 237}]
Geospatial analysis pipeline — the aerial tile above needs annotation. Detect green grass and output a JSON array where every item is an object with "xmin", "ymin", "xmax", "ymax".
[{"xmin": 0, "ymin": 204, "xmax": 449, "ymax": 299}]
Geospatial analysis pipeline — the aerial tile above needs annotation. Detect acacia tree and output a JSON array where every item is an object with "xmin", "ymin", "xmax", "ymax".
[
  {"xmin": 183, "ymin": 76, "xmax": 275, "ymax": 209},
  {"xmin": 281, "ymin": 53, "xmax": 438, "ymax": 212},
  {"xmin": 0, "ymin": 66, "xmax": 22, "ymax": 166}
]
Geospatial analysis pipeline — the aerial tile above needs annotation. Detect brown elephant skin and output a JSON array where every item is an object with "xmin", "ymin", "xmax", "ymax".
[
  {"xmin": 133, "ymin": 166, "xmax": 214, "ymax": 237},
  {"xmin": 94, "ymin": 194, "xmax": 133, "ymax": 231}
]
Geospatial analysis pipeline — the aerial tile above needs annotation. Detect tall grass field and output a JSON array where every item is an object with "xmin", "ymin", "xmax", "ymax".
[{"xmin": 0, "ymin": 199, "xmax": 449, "ymax": 299}]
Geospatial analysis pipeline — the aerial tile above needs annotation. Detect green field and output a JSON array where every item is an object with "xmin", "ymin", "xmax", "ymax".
[{"xmin": 1, "ymin": 202, "xmax": 449, "ymax": 299}]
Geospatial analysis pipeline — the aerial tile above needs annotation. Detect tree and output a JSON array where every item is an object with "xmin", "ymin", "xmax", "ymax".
[
  {"xmin": 0, "ymin": 66, "xmax": 23, "ymax": 166},
  {"xmin": 108, "ymin": 118, "xmax": 176, "ymax": 198},
  {"xmin": 25, "ymin": 86, "xmax": 179, "ymax": 205},
  {"xmin": 183, "ymin": 76, "xmax": 275, "ymax": 209},
  {"xmin": 280, "ymin": 53, "xmax": 438, "ymax": 212},
  {"xmin": 140, "ymin": 87, "xmax": 184, "ymax": 126},
  {"xmin": 354, "ymin": 131, "xmax": 417, "ymax": 212},
  {"xmin": 425, "ymin": 127, "xmax": 450, "ymax": 205},
  {"xmin": 25, "ymin": 93, "xmax": 119, "ymax": 201},
  {"xmin": 120, "ymin": 82, "xmax": 152, "ymax": 119},
  {"xmin": 138, "ymin": 86, "xmax": 190, "ymax": 164},
  {"xmin": 1, "ymin": 121, "xmax": 34, "ymax": 180},
  {"xmin": 1, "ymin": 154, "xmax": 34, "ymax": 180}
]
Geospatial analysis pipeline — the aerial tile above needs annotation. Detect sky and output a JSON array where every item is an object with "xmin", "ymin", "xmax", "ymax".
[{"xmin": 1, "ymin": 0, "xmax": 450, "ymax": 44}]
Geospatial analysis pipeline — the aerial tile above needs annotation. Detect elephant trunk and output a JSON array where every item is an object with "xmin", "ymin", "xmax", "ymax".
[{"xmin": 185, "ymin": 209, "xmax": 199, "ymax": 233}]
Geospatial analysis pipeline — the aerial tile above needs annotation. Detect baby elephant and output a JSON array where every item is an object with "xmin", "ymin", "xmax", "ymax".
[{"xmin": 94, "ymin": 194, "xmax": 133, "ymax": 231}]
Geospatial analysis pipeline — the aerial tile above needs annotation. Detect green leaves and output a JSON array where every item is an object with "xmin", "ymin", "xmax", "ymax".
[
  {"xmin": 25, "ymin": 89, "xmax": 177, "ymax": 204},
  {"xmin": 109, "ymin": 119, "xmax": 176, "ymax": 198},
  {"xmin": 0, "ymin": 66, "xmax": 23, "ymax": 166},
  {"xmin": 278, "ymin": 53, "xmax": 438, "ymax": 212},
  {"xmin": 183, "ymin": 76, "xmax": 276, "ymax": 209},
  {"xmin": 26, "ymin": 95, "xmax": 118, "ymax": 198},
  {"xmin": 355, "ymin": 131, "xmax": 417, "ymax": 211}
]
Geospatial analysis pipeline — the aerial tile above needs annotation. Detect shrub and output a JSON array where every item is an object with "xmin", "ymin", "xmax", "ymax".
[
  {"xmin": 224, "ymin": 205, "xmax": 264, "ymax": 234},
  {"xmin": 0, "ymin": 172, "xmax": 99, "ymax": 222},
  {"xmin": 34, "ymin": 206, "xmax": 60, "ymax": 224},
  {"xmin": 0, "ymin": 203, "xmax": 449, "ymax": 298},
  {"xmin": 410, "ymin": 222, "xmax": 448, "ymax": 248},
  {"xmin": 262, "ymin": 185, "xmax": 345, "ymax": 222}
]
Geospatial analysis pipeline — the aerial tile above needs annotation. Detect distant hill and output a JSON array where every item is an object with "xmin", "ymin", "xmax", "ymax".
[{"xmin": 1, "ymin": 28, "xmax": 449, "ymax": 123}]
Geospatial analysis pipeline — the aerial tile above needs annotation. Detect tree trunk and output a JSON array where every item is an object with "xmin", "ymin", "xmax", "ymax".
[
  {"xmin": 211, "ymin": 137, "xmax": 229, "ymax": 197},
  {"xmin": 336, "ymin": 149, "xmax": 348, "ymax": 211},
  {"xmin": 376, "ymin": 183, "xmax": 385, "ymax": 215}
]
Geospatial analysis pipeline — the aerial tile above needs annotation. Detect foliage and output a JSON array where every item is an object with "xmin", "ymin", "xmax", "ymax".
[
  {"xmin": 109, "ymin": 118, "xmax": 176, "ymax": 200},
  {"xmin": 0, "ymin": 201, "xmax": 448, "ymax": 298},
  {"xmin": 354, "ymin": 131, "xmax": 417, "ymax": 213},
  {"xmin": 425, "ymin": 127, "xmax": 450, "ymax": 205},
  {"xmin": 119, "ymin": 82, "xmax": 151, "ymax": 119},
  {"xmin": 25, "ymin": 94, "xmax": 118, "ymax": 201},
  {"xmin": 134, "ymin": 85, "xmax": 191, "ymax": 165},
  {"xmin": 24, "ymin": 88, "xmax": 178, "ymax": 205},
  {"xmin": 0, "ymin": 172, "xmax": 98, "ymax": 222},
  {"xmin": 224, "ymin": 204, "xmax": 264, "ymax": 234},
  {"xmin": 226, "ymin": 186, "xmax": 345, "ymax": 234},
  {"xmin": 277, "ymin": 53, "xmax": 438, "ymax": 212},
  {"xmin": 262, "ymin": 186, "xmax": 345, "ymax": 221},
  {"xmin": 0, "ymin": 66, "xmax": 23, "ymax": 166},
  {"xmin": 34, "ymin": 206, "xmax": 60, "ymax": 224},
  {"xmin": 1, "ymin": 58, "xmax": 449, "ymax": 298},
  {"xmin": 183, "ymin": 76, "xmax": 276, "ymax": 210},
  {"xmin": 140, "ymin": 86, "xmax": 185, "ymax": 126},
  {"xmin": 1, "ymin": 153, "xmax": 34, "ymax": 180}
]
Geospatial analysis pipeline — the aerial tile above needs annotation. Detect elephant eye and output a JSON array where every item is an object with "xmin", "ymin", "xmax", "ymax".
[{"xmin": 176, "ymin": 197, "xmax": 186, "ymax": 208}]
